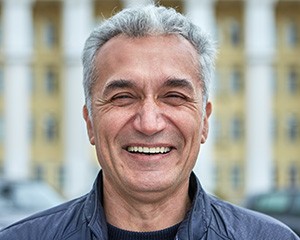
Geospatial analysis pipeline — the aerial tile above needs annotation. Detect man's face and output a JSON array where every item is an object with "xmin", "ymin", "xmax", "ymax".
[{"xmin": 84, "ymin": 34, "xmax": 212, "ymax": 199}]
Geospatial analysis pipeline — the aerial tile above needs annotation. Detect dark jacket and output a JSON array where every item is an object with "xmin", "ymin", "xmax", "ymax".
[{"xmin": 0, "ymin": 171, "xmax": 298, "ymax": 240}]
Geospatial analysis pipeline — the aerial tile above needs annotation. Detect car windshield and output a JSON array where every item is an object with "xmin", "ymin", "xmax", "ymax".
[
  {"xmin": 253, "ymin": 192, "xmax": 290, "ymax": 214},
  {"xmin": 12, "ymin": 182, "xmax": 63, "ymax": 211},
  {"xmin": 292, "ymin": 195, "xmax": 300, "ymax": 216},
  {"xmin": 0, "ymin": 181, "xmax": 64, "ymax": 213}
]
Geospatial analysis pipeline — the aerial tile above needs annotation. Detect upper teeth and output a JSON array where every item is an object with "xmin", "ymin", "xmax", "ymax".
[{"xmin": 127, "ymin": 146, "xmax": 171, "ymax": 154}]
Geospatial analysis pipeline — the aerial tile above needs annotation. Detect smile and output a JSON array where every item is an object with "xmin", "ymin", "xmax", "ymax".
[{"xmin": 127, "ymin": 146, "xmax": 171, "ymax": 154}]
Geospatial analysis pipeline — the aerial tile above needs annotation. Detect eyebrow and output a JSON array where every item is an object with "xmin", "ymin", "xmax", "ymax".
[
  {"xmin": 162, "ymin": 78, "xmax": 194, "ymax": 92},
  {"xmin": 103, "ymin": 79, "xmax": 136, "ymax": 97}
]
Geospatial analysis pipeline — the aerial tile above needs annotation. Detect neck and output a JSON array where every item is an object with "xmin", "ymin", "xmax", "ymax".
[{"xmin": 103, "ymin": 177, "xmax": 191, "ymax": 232}]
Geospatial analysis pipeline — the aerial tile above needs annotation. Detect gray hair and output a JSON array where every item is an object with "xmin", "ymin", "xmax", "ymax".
[{"xmin": 82, "ymin": 4, "xmax": 216, "ymax": 113}]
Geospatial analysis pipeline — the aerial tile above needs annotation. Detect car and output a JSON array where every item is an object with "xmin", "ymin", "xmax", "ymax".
[
  {"xmin": 0, "ymin": 179, "xmax": 65, "ymax": 230},
  {"xmin": 244, "ymin": 188, "xmax": 300, "ymax": 236}
]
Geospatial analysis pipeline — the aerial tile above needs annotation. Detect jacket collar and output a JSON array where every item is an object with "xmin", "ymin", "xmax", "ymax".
[
  {"xmin": 84, "ymin": 171, "xmax": 108, "ymax": 239},
  {"xmin": 84, "ymin": 171, "xmax": 211, "ymax": 239},
  {"xmin": 176, "ymin": 172, "xmax": 211, "ymax": 239}
]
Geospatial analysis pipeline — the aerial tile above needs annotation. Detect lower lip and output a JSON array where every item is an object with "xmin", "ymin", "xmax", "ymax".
[{"xmin": 124, "ymin": 149, "xmax": 172, "ymax": 161}]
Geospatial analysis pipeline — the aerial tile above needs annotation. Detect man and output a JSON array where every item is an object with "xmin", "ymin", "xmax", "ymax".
[{"xmin": 0, "ymin": 4, "xmax": 298, "ymax": 240}]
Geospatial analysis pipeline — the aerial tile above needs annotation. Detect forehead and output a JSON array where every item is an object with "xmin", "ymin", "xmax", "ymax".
[
  {"xmin": 93, "ymin": 34, "xmax": 201, "ymax": 91},
  {"xmin": 97, "ymin": 34, "xmax": 199, "ymax": 63}
]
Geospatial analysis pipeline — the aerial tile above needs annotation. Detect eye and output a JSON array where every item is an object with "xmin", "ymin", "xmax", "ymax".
[
  {"xmin": 109, "ymin": 93, "xmax": 137, "ymax": 106},
  {"xmin": 161, "ymin": 92, "xmax": 191, "ymax": 106}
]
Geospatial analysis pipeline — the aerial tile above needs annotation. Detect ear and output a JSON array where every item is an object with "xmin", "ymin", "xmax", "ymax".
[
  {"xmin": 201, "ymin": 101, "xmax": 212, "ymax": 144},
  {"xmin": 83, "ymin": 105, "xmax": 95, "ymax": 145}
]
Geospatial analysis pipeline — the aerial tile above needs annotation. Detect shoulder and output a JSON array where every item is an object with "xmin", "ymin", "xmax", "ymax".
[
  {"xmin": 208, "ymin": 195, "xmax": 299, "ymax": 240},
  {"xmin": 0, "ymin": 195, "xmax": 89, "ymax": 240}
]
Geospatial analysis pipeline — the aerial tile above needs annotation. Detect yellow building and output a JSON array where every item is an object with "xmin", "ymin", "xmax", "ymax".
[
  {"xmin": 213, "ymin": 0, "xmax": 300, "ymax": 203},
  {"xmin": 275, "ymin": 1, "xmax": 300, "ymax": 189},
  {"xmin": 214, "ymin": 1, "xmax": 246, "ymax": 202},
  {"xmin": 0, "ymin": 0, "xmax": 299, "ymax": 202}
]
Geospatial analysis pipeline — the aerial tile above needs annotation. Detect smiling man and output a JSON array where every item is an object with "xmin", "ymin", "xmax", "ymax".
[
  {"xmin": 0, "ymin": 3, "xmax": 299, "ymax": 240},
  {"xmin": 83, "ymin": 34, "xmax": 209, "ymax": 233}
]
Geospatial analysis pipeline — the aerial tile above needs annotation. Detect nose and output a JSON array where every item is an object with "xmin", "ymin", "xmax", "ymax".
[{"xmin": 133, "ymin": 97, "xmax": 167, "ymax": 136}]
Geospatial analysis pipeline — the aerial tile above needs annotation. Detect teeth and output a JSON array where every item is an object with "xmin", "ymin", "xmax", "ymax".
[{"xmin": 127, "ymin": 146, "xmax": 171, "ymax": 154}]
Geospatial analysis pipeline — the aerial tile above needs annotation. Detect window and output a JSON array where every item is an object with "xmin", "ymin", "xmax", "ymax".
[
  {"xmin": 229, "ymin": 67, "xmax": 243, "ymax": 94},
  {"xmin": 43, "ymin": 20, "xmax": 56, "ymax": 48},
  {"xmin": 44, "ymin": 68, "xmax": 58, "ymax": 95},
  {"xmin": 44, "ymin": 114, "xmax": 59, "ymax": 142},
  {"xmin": 229, "ymin": 19, "xmax": 241, "ymax": 47},
  {"xmin": 230, "ymin": 164, "xmax": 242, "ymax": 190},
  {"xmin": 286, "ymin": 114, "xmax": 299, "ymax": 142},
  {"xmin": 35, "ymin": 165, "xmax": 45, "ymax": 181},
  {"xmin": 287, "ymin": 67, "xmax": 299, "ymax": 94},
  {"xmin": 288, "ymin": 162, "xmax": 298, "ymax": 188},
  {"xmin": 285, "ymin": 20, "xmax": 298, "ymax": 48},
  {"xmin": 230, "ymin": 116, "xmax": 243, "ymax": 141}
]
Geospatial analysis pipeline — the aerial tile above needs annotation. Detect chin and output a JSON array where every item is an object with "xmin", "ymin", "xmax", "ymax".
[{"xmin": 125, "ymin": 172, "xmax": 179, "ymax": 194}]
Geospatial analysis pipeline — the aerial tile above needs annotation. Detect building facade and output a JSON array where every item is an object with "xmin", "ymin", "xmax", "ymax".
[{"xmin": 0, "ymin": 0, "xmax": 299, "ymax": 203}]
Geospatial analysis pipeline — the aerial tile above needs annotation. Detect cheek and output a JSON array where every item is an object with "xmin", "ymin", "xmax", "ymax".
[
  {"xmin": 184, "ymin": 120, "xmax": 202, "ymax": 146},
  {"xmin": 93, "ymin": 109, "xmax": 134, "ymax": 142},
  {"xmin": 169, "ymin": 110, "xmax": 202, "ymax": 139}
]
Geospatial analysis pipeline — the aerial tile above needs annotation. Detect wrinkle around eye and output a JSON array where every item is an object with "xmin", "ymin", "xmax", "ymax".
[
  {"xmin": 160, "ymin": 93, "xmax": 199, "ymax": 107},
  {"xmin": 111, "ymin": 93, "xmax": 138, "ymax": 106},
  {"xmin": 95, "ymin": 94, "xmax": 138, "ymax": 108}
]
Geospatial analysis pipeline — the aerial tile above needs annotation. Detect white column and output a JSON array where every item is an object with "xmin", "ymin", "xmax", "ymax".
[
  {"xmin": 185, "ymin": 0, "xmax": 217, "ymax": 193},
  {"xmin": 2, "ymin": 0, "xmax": 33, "ymax": 180},
  {"xmin": 122, "ymin": 0, "xmax": 149, "ymax": 7},
  {"xmin": 185, "ymin": 0, "xmax": 217, "ymax": 37},
  {"xmin": 245, "ymin": 0, "xmax": 276, "ymax": 195},
  {"xmin": 63, "ymin": 0, "xmax": 94, "ymax": 198}
]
